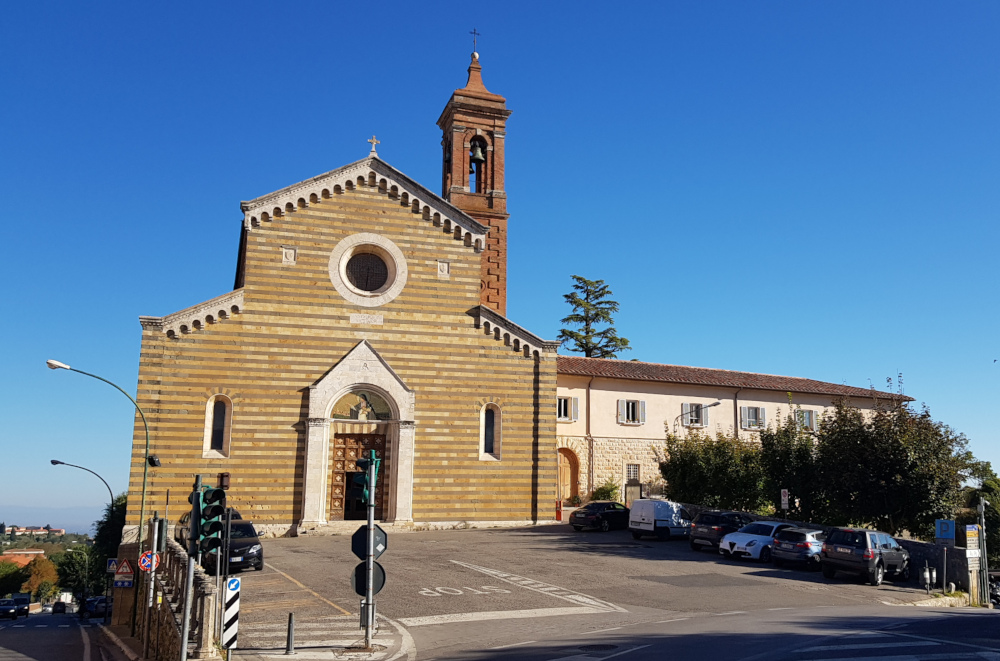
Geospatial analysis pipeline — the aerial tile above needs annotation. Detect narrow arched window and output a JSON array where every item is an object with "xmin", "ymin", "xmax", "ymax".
[
  {"xmin": 210, "ymin": 400, "xmax": 226, "ymax": 451},
  {"xmin": 480, "ymin": 402, "xmax": 501, "ymax": 460},
  {"xmin": 203, "ymin": 394, "xmax": 233, "ymax": 458},
  {"xmin": 484, "ymin": 408, "xmax": 495, "ymax": 454}
]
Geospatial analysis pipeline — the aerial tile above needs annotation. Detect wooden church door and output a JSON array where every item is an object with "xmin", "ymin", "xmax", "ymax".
[{"xmin": 330, "ymin": 433, "xmax": 388, "ymax": 521}]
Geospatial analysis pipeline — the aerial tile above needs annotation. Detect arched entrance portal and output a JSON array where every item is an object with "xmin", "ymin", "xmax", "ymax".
[
  {"xmin": 557, "ymin": 448, "xmax": 579, "ymax": 503},
  {"xmin": 328, "ymin": 391, "xmax": 392, "ymax": 521}
]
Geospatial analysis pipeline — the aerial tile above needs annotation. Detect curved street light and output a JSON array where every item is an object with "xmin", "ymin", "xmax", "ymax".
[
  {"xmin": 50, "ymin": 460, "xmax": 114, "ymax": 505},
  {"xmin": 47, "ymin": 359, "xmax": 153, "ymax": 635}
]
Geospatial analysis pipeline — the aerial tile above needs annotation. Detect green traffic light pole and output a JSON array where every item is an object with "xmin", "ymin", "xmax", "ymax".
[{"xmin": 46, "ymin": 359, "xmax": 153, "ymax": 636}]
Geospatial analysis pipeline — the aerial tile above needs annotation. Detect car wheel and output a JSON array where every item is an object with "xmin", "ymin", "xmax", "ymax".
[
  {"xmin": 255, "ymin": 564, "xmax": 264, "ymax": 571},
  {"xmin": 807, "ymin": 557, "xmax": 821, "ymax": 571},
  {"xmin": 759, "ymin": 546, "xmax": 772, "ymax": 563},
  {"xmin": 600, "ymin": 518, "xmax": 610, "ymax": 532},
  {"xmin": 822, "ymin": 564, "xmax": 836, "ymax": 579},
  {"xmin": 869, "ymin": 563, "xmax": 884, "ymax": 586},
  {"xmin": 690, "ymin": 540, "xmax": 701, "ymax": 551},
  {"xmin": 773, "ymin": 558, "xmax": 784, "ymax": 568},
  {"xmin": 631, "ymin": 531, "xmax": 642, "ymax": 540}
]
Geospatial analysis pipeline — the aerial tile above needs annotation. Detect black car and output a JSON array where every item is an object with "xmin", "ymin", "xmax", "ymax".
[
  {"xmin": 0, "ymin": 599, "xmax": 16, "ymax": 620},
  {"xmin": 570, "ymin": 501, "xmax": 630, "ymax": 532},
  {"xmin": 203, "ymin": 520, "xmax": 264, "ymax": 574},
  {"xmin": 689, "ymin": 510, "xmax": 755, "ymax": 551},
  {"xmin": 52, "ymin": 602, "xmax": 66, "ymax": 614},
  {"xmin": 821, "ymin": 527, "xmax": 910, "ymax": 586},
  {"xmin": 12, "ymin": 597, "xmax": 29, "ymax": 617}
]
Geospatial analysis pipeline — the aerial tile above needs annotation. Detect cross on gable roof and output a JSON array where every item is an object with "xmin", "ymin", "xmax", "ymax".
[{"xmin": 239, "ymin": 156, "xmax": 488, "ymax": 251}]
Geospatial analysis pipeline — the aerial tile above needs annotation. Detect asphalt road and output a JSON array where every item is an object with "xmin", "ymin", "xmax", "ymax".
[
  {"xmin": 0, "ymin": 611, "xmax": 128, "ymax": 661},
  {"xmin": 232, "ymin": 524, "xmax": 997, "ymax": 660}
]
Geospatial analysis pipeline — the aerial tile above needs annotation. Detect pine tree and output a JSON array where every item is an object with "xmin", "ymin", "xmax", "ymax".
[{"xmin": 557, "ymin": 275, "xmax": 631, "ymax": 358}]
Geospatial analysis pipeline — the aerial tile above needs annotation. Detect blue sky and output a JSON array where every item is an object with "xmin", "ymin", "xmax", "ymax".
[{"xmin": 1, "ymin": 2, "xmax": 997, "ymax": 533}]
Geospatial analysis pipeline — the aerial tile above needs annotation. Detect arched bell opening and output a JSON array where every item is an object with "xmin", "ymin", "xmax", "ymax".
[{"xmin": 468, "ymin": 136, "xmax": 488, "ymax": 194}]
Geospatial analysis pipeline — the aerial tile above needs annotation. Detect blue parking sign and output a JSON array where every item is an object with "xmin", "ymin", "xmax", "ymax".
[{"xmin": 935, "ymin": 519, "xmax": 955, "ymax": 539}]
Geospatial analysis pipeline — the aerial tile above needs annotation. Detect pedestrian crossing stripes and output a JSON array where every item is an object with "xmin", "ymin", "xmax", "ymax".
[{"xmin": 786, "ymin": 631, "xmax": 1000, "ymax": 661}]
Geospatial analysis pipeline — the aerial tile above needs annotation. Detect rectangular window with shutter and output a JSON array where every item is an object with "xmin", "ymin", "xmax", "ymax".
[
  {"xmin": 682, "ymin": 403, "xmax": 710, "ymax": 427},
  {"xmin": 796, "ymin": 409, "xmax": 816, "ymax": 431},
  {"xmin": 619, "ymin": 399, "xmax": 645, "ymax": 425},
  {"xmin": 740, "ymin": 406, "xmax": 766, "ymax": 430},
  {"xmin": 557, "ymin": 397, "xmax": 579, "ymax": 422},
  {"xmin": 626, "ymin": 464, "xmax": 640, "ymax": 481}
]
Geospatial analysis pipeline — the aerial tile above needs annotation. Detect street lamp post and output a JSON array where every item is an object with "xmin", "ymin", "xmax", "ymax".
[
  {"xmin": 50, "ymin": 460, "xmax": 115, "ymax": 505},
  {"xmin": 65, "ymin": 548, "xmax": 90, "ymax": 618},
  {"xmin": 46, "ymin": 359, "xmax": 153, "ymax": 635},
  {"xmin": 672, "ymin": 401, "xmax": 722, "ymax": 433}
]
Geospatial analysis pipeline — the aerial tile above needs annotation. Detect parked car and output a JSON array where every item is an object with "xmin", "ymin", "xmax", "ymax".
[
  {"xmin": 628, "ymin": 499, "xmax": 692, "ymax": 540},
  {"xmin": 41, "ymin": 603, "xmax": 52, "ymax": 613},
  {"xmin": 0, "ymin": 599, "xmax": 17, "ymax": 620},
  {"xmin": 689, "ymin": 510, "xmax": 755, "ymax": 551},
  {"xmin": 570, "ymin": 501, "xmax": 630, "ymax": 532},
  {"xmin": 821, "ymin": 527, "xmax": 910, "ymax": 585},
  {"xmin": 12, "ymin": 597, "xmax": 29, "ymax": 617},
  {"xmin": 203, "ymin": 520, "xmax": 265, "ymax": 574},
  {"xmin": 82, "ymin": 596, "xmax": 110, "ymax": 618},
  {"xmin": 719, "ymin": 521, "xmax": 796, "ymax": 562},
  {"xmin": 52, "ymin": 602, "xmax": 67, "ymax": 614},
  {"xmin": 772, "ymin": 527, "xmax": 826, "ymax": 569}
]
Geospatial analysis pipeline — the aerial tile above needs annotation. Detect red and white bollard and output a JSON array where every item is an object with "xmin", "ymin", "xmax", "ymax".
[{"xmin": 555, "ymin": 499, "xmax": 563, "ymax": 521}]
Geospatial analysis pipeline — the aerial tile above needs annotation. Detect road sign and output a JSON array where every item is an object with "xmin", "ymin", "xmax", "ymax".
[
  {"xmin": 138, "ymin": 551, "xmax": 160, "ymax": 573},
  {"xmin": 115, "ymin": 558, "xmax": 134, "ymax": 580},
  {"xmin": 113, "ymin": 579, "xmax": 134, "ymax": 588},
  {"xmin": 106, "ymin": 559, "xmax": 118, "ymax": 574},
  {"xmin": 352, "ymin": 525, "xmax": 388, "ymax": 561},
  {"xmin": 222, "ymin": 577, "xmax": 240, "ymax": 649},
  {"xmin": 780, "ymin": 489, "xmax": 789, "ymax": 510},
  {"xmin": 351, "ymin": 561, "xmax": 385, "ymax": 597}
]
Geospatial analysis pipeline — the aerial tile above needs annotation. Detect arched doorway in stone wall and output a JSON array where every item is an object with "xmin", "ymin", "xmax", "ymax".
[{"xmin": 557, "ymin": 448, "xmax": 579, "ymax": 503}]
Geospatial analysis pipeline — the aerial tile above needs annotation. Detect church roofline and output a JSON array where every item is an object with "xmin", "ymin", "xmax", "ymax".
[
  {"xmin": 139, "ymin": 288, "xmax": 244, "ymax": 339},
  {"xmin": 239, "ymin": 156, "xmax": 488, "ymax": 243},
  {"xmin": 473, "ymin": 306, "xmax": 561, "ymax": 355}
]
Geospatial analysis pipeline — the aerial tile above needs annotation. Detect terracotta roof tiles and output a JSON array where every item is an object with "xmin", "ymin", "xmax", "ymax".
[{"xmin": 557, "ymin": 355, "xmax": 912, "ymax": 401}]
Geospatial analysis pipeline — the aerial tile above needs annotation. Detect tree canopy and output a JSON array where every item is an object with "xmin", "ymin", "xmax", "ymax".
[
  {"xmin": 659, "ymin": 399, "xmax": 987, "ymax": 536},
  {"xmin": 557, "ymin": 275, "xmax": 631, "ymax": 358}
]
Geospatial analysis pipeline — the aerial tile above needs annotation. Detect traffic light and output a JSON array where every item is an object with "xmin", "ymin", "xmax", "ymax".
[
  {"xmin": 188, "ymin": 489, "xmax": 203, "ymax": 554},
  {"xmin": 198, "ymin": 487, "xmax": 227, "ymax": 554},
  {"xmin": 353, "ymin": 455, "xmax": 381, "ymax": 504}
]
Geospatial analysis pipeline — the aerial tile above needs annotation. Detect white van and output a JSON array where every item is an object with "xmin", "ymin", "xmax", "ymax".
[{"xmin": 628, "ymin": 499, "xmax": 693, "ymax": 540}]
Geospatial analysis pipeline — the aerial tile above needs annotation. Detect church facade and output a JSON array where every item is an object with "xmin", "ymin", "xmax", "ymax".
[{"xmin": 125, "ymin": 54, "xmax": 559, "ymax": 535}]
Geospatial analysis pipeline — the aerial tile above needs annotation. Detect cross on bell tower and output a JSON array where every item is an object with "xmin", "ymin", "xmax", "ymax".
[{"xmin": 437, "ymin": 49, "xmax": 512, "ymax": 315}]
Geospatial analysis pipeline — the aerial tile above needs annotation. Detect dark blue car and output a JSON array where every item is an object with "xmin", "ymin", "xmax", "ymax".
[{"xmin": 771, "ymin": 527, "xmax": 826, "ymax": 569}]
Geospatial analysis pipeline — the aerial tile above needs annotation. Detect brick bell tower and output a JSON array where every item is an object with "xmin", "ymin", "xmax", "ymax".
[{"xmin": 438, "ymin": 51, "xmax": 512, "ymax": 316}]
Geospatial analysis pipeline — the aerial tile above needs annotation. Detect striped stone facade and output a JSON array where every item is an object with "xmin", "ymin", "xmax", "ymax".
[{"xmin": 126, "ymin": 156, "xmax": 559, "ymax": 535}]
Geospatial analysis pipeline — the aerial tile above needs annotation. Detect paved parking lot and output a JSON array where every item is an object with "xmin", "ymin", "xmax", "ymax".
[{"xmin": 230, "ymin": 523, "xmax": 942, "ymax": 659}]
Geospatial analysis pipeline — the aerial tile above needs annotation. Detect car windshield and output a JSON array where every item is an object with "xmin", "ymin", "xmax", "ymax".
[
  {"xmin": 230, "ymin": 522, "xmax": 259, "ymax": 539},
  {"xmin": 695, "ymin": 513, "xmax": 719, "ymax": 525},
  {"xmin": 581, "ymin": 503, "xmax": 606, "ymax": 511},
  {"xmin": 739, "ymin": 523, "xmax": 777, "ymax": 536}
]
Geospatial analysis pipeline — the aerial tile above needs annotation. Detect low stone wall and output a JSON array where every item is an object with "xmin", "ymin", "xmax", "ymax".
[{"xmin": 898, "ymin": 539, "xmax": 970, "ymax": 592}]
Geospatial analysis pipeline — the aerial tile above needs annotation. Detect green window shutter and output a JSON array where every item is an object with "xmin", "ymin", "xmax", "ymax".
[{"xmin": 681, "ymin": 403, "xmax": 690, "ymax": 427}]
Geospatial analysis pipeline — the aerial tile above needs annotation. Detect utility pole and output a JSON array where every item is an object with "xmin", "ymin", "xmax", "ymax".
[
  {"xmin": 144, "ymin": 512, "xmax": 159, "ymax": 659},
  {"xmin": 980, "ymin": 497, "xmax": 991, "ymax": 607},
  {"xmin": 180, "ymin": 476, "xmax": 201, "ymax": 661},
  {"xmin": 364, "ymin": 458, "xmax": 376, "ymax": 649}
]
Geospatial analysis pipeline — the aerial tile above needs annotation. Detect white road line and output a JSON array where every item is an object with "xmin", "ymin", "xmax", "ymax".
[
  {"xmin": 654, "ymin": 618, "xmax": 689, "ymax": 624},
  {"xmin": 450, "ymin": 561, "xmax": 626, "ymax": 613},
  {"xmin": 58, "ymin": 624, "xmax": 70, "ymax": 628},
  {"xmin": 801, "ymin": 641, "xmax": 939, "ymax": 652},
  {"xmin": 715, "ymin": 611, "xmax": 747, "ymax": 615},
  {"xmin": 889, "ymin": 631, "xmax": 1000, "ymax": 652},
  {"xmin": 80, "ymin": 621, "xmax": 91, "ymax": 661},
  {"xmin": 490, "ymin": 641, "xmax": 537, "ymax": 649},
  {"xmin": 589, "ymin": 626, "xmax": 621, "ymax": 633},
  {"xmin": 767, "ymin": 607, "xmax": 794, "ymax": 611},
  {"xmin": 12, "ymin": 625, "xmax": 24, "ymax": 628},
  {"xmin": 544, "ymin": 644, "xmax": 651, "ymax": 661},
  {"xmin": 399, "ymin": 606, "xmax": 606, "ymax": 627}
]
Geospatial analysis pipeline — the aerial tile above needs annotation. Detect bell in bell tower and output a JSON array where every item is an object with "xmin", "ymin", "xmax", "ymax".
[{"xmin": 437, "ymin": 49, "xmax": 512, "ymax": 316}]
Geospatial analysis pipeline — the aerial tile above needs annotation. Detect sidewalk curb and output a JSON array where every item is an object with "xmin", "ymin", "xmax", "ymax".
[
  {"xmin": 884, "ymin": 596, "xmax": 971, "ymax": 608},
  {"xmin": 99, "ymin": 624, "xmax": 141, "ymax": 661}
]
